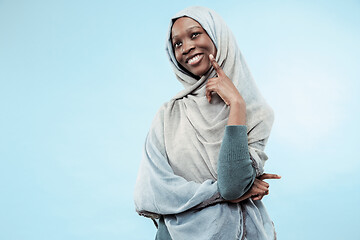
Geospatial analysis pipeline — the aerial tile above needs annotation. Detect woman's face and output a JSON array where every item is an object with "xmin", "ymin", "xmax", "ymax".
[{"xmin": 171, "ymin": 17, "xmax": 217, "ymax": 77}]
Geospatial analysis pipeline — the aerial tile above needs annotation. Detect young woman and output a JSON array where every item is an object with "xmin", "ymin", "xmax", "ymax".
[{"xmin": 134, "ymin": 6, "xmax": 280, "ymax": 240}]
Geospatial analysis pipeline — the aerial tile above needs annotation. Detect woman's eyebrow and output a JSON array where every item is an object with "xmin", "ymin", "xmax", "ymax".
[{"xmin": 172, "ymin": 26, "xmax": 202, "ymax": 40}]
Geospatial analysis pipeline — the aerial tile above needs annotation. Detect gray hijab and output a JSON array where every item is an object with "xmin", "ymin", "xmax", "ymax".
[{"xmin": 163, "ymin": 6, "xmax": 274, "ymax": 182}]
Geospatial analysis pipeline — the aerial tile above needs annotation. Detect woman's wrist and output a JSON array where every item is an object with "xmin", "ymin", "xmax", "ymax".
[
  {"xmin": 227, "ymin": 100, "xmax": 246, "ymax": 125},
  {"xmin": 228, "ymin": 94, "xmax": 245, "ymax": 107}
]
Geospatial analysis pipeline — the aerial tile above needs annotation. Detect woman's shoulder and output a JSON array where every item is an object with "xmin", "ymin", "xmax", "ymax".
[
  {"xmin": 152, "ymin": 98, "xmax": 178, "ymax": 119},
  {"xmin": 154, "ymin": 101, "xmax": 169, "ymax": 118},
  {"xmin": 149, "ymin": 98, "xmax": 179, "ymax": 133},
  {"xmin": 146, "ymin": 102, "xmax": 171, "ymax": 147},
  {"xmin": 149, "ymin": 101, "xmax": 170, "ymax": 129}
]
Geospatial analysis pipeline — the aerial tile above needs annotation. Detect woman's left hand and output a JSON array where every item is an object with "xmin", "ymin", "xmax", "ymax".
[
  {"xmin": 251, "ymin": 173, "xmax": 281, "ymax": 201},
  {"xmin": 205, "ymin": 54, "xmax": 244, "ymax": 106},
  {"xmin": 229, "ymin": 178, "xmax": 270, "ymax": 203},
  {"xmin": 229, "ymin": 173, "xmax": 281, "ymax": 203}
]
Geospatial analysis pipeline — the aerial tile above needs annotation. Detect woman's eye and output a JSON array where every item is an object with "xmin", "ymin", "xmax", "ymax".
[
  {"xmin": 174, "ymin": 42, "xmax": 182, "ymax": 48},
  {"xmin": 191, "ymin": 32, "xmax": 200, "ymax": 38}
]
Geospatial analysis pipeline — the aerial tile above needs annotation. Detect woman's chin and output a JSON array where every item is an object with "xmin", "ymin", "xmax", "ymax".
[{"xmin": 189, "ymin": 65, "xmax": 211, "ymax": 78}]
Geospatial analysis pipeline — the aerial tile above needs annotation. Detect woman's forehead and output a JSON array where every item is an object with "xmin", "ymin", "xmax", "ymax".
[{"xmin": 171, "ymin": 17, "xmax": 203, "ymax": 37}]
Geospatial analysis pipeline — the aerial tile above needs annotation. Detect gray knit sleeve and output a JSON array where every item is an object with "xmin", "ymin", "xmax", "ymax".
[{"xmin": 217, "ymin": 125, "xmax": 256, "ymax": 200}]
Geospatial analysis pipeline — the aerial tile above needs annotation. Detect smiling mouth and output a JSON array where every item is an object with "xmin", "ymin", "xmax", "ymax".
[{"xmin": 187, "ymin": 54, "xmax": 203, "ymax": 65}]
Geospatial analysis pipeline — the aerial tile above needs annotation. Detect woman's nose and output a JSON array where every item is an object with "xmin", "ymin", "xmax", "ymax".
[{"xmin": 182, "ymin": 40, "xmax": 194, "ymax": 55}]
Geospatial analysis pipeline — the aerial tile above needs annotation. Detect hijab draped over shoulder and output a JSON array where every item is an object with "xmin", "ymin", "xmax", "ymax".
[{"xmin": 134, "ymin": 6, "xmax": 276, "ymax": 240}]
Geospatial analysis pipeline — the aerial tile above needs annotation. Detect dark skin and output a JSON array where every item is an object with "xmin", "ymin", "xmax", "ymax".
[
  {"xmin": 171, "ymin": 17, "xmax": 217, "ymax": 77},
  {"xmin": 171, "ymin": 17, "xmax": 281, "ymax": 201}
]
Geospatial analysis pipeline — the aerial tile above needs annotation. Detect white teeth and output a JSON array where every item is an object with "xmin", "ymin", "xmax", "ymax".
[{"xmin": 188, "ymin": 55, "xmax": 200, "ymax": 64}]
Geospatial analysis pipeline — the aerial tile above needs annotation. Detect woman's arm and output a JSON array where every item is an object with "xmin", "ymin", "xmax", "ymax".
[
  {"xmin": 216, "ymin": 125, "xmax": 255, "ymax": 200},
  {"xmin": 206, "ymin": 55, "xmax": 281, "ymax": 201},
  {"xmin": 206, "ymin": 55, "xmax": 256, "ymax": 200}
]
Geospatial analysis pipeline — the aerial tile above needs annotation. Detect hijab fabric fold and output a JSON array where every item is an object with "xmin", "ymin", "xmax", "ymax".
[{"xmin": 134, "ymin": 6, "xmax": 276, "ymax": 239}]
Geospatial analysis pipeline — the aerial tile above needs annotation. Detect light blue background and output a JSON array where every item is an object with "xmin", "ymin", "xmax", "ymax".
[{"xmin": 1, "ymin": 0, "xmax": 359, "ymax": 239}]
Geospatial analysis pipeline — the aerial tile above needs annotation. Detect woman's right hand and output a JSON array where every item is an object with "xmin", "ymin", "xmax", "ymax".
[
  {"xmin": 229, "ymin": 173, "xmax": 281, "ymax": 203},
  {"xmin": 206, "ymin": 54, "xmax": 247, "ymax": 125},
  {"xmin": 205, "ymin": 54, "xmax": 245, "ymax": 106}
]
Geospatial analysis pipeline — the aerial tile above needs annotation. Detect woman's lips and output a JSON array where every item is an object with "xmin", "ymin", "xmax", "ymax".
[{"xmin": 187, "ymin": 54, "xmax": 204, "ymax": 65}]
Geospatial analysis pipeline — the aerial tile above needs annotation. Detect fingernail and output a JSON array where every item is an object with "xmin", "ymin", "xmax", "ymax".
[{"xmin": 209, "ymin": 54, "xmax": 214, "ymax": 60}]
